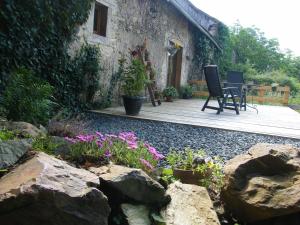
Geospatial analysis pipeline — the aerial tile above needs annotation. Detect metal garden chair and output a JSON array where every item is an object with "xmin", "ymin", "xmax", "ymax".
[
  {"xmin": 225, "ymin": 71, "xmax": 247, "ymax": 111},
  {"xmin": 201, "ymin": 65, "xmax": 239, "ymax": 115}
]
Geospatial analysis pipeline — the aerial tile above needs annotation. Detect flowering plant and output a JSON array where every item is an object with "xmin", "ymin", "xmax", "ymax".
[
  {"xmin": 65, "ymin": 131, "xmax": 164, "ymax": 172},
  {"xmin": 165, "ymin": 148, "xmax": 224, "ymax": 191}
]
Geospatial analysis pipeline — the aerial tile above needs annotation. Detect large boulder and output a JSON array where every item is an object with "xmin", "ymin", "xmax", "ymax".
[
  {"xmin": 89, "ymin": 164, "xmax": 169, "ymax": 206},
  {"xmin": 0, "ymin": 140, "xmax": 31, "ymax": 169},
  {"xmin": 0, "ymin": 121, "xmax": 46, "ymax": 138},
  {"xmin": 221, "ymin": 143, "xmax": 300, "ymax": 223},
  {"xmin": 0, "ymin": 152, "xmax": 110, "ymax": 225},
  {"xmin": 161, "ymin": 181, "xmax": 221, "ymax": 225}
]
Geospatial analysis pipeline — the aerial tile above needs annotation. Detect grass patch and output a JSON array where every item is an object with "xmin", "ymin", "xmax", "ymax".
[
  {"xmin": 0, "ymin": 129, "xmax": 16, "ymax": 141},
  {"xmin": 32, "ymin": 136, "xmax": 64, "ymax": 155}
]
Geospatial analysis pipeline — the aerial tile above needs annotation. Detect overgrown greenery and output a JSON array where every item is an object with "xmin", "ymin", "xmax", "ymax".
[
  {"xmin": 193, "ymin": 24, "xmax": 230, "ymax": 77},
  {"xmin": 0, "ymin": 0, "xmax": 101, "ymax": 113},
  {"xmin": 3, "ymin": 68, "xmax": 54, "ymax": 125},
  {"xmin": 63, "ymin": 42, "xmax": 101, "ymax": 109}
]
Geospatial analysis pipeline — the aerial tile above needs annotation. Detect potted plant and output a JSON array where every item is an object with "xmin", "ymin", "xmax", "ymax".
[
  {"xmin": 180, "ymin": 85, "xmax": 193, "ymax": 99},
  {"xmin": 164, "ymin": 148, "xmax": 224, "ymax": 191},
  {"xmin": 162, "ymin": 86, "xmax": 178, "ymax": 102},
  {"xmin": 122, "ymin": 59, "xmax": 148, "ymax": 116}
]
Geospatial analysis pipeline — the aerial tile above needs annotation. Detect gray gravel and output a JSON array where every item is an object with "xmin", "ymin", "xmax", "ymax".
[{"xmin": 85, "ymin": 113, "xmax": 300, "ymax": 161}]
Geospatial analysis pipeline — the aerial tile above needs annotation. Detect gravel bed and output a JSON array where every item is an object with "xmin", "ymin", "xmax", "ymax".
[{"xmin": 85, "ymin": 113, "xmax": 300, "ymax": 161}]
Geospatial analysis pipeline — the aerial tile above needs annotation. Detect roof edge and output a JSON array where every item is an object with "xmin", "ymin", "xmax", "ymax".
[{"xmin": 168, "ymin": 0, "xmax": 222, "ymax": 50}]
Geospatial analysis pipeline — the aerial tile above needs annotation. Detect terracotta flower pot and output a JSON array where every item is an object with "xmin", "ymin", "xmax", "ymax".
[
  {"xmin": 173, "ymin": 169, "xmax": 204, "ymax": 185},
  {"xmin": 165, "ymin": 96, "xmax": 173, "ymax": 102},
  {"xmin": 173, "ymin": 168, "xmax": 212, "ymax": 185}
]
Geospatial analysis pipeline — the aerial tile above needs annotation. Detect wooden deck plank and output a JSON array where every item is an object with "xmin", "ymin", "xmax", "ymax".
[{"xmin": 91, "ymin": 99, "xmax": 300, "ymax": 139}]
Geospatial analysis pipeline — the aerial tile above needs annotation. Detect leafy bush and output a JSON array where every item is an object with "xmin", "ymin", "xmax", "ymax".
[
  {"xmin": 163, "ymin": 86, "xmax": 178, "ymax": 98},
  {"xmin": 63, "ymin": 43, "xmax": 101, "ymax": 109},
  {"xmin": 0, "ymin": 0, "xmax": 96, "ymax": 109},
  {"xmin": 3, "ymin": 68, "xmax": 54, "ymax": 125},
  {"xmin": 122, "ymin": 59, "xmax": 148, "ymax": 97},
  {"xmin": 249, "ymin": 70, "xmax": 300, "ymax": 96},
  {"xmin": 65, "ymin": 131, "xmax": 164, "ymax": 172},
  {"xmin": 180, "ymin": 85, "xmax": 193, "ymax": 99}
]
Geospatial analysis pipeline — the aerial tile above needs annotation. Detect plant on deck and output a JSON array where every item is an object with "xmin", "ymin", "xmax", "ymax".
[
  {"xmin": 121, "ymin": 59, "xmax": 148, "ymax": 97},
  {"xmin": 180, "ymin": 85, "xmax": 193, "ymax": 99},
  {"xmin": 163, "ymin": 86, "xmax": 178, "ymax": 98}
]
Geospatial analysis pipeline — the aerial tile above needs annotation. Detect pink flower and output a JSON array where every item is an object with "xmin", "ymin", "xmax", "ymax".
[
  {"xmin": 96, "ymin": 140, "xmax": 103, "ymax": 148},
  {"xmin": 127, "ymin": 141, "xmax": 138, "ymax": 150},
  {"xmin": 107, "ymin": 134, "xmax": 118, "ymax": 139},
  {"xmin": 76, "ymin": 134, "xmax": 95, "ymax": 143},
  {"xmin": 104, "ymin": 150, "xmax": 112, "ymax": 158},
  {"xmin": 140, "ymin": 158, "xmax": 154, "ymax": 170},
  {"xmin": 144, "ymin": 142, "xmax": 164, "ymax": 160},
  {"xmin": 96, "ymin": 132, "xmax": 104, "ymax": 138},
  {"xmin": 64, "ymin": 137, "xmax": 78, "ymax": 144}
]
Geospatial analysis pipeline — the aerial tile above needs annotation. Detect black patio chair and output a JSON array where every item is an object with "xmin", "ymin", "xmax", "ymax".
[
  {"xmin": 225, "ymin": 71, "xmax": 247, "ymax": 111},
  {"xmin": 202, "ymin": 65, "xmax": 239, "ymax": 115}
]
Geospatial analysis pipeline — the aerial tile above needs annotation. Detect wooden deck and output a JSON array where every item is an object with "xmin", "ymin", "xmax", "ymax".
[{"xmin": 91, "ymin": 99, "xmax": 300, "ymax": 139}]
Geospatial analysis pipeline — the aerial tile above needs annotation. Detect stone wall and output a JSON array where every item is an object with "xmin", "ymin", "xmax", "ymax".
[{"xmin": 77, "ymin": 0, "xmax": 216, "ymax": 104}]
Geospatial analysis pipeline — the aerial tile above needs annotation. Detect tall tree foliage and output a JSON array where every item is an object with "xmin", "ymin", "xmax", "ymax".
[{"xmin": 219, "ymin": 23, "xmax": 300, "ymax": 81}]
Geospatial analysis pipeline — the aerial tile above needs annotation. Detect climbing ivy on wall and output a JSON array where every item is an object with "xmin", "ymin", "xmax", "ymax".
[
  {"xmin": 193, "ymin": 23, "xmax": 230, "ymax": 79},
  {"xmin": 0, "ymin": 0, "xmax": 98, "ymax": 109}
]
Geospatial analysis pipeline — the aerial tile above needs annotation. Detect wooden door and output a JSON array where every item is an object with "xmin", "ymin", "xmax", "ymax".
[{"xmin": 167, "ymin": 47, "xmax": 183, "ymax": 90}]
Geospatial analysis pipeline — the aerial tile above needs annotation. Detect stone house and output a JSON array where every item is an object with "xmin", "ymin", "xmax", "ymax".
[{"xmin": 77, "ymin": 0, "xmax": 222, "ymax": 103}]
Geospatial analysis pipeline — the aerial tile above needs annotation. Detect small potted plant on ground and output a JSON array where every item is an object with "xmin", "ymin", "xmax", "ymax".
[
  {"xmin": 121, "ymin": 59, "xmax": 148, "ymax": 116},
  {"xmin": 163, "ymin": 86, "xmax": 178, "ymax": 102},
  {"xmin": 180, "ymin": 85, "xmax": 193, "ymax": 99},
  {"xmin": 164, "ymin": 148, "xmax": 224, "ymax": 191}
]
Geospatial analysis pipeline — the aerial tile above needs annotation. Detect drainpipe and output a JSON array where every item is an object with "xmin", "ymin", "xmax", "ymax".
[{"xmin": 167, "ymin": 0, "xmax": 222, "ymax": 51}]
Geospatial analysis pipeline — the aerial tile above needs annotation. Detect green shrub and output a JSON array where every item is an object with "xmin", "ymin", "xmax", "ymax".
[
  {"xmin": 163, "ymin": 86, "xmax": 178, "ymax": 98},
  {"xmin": 64, "ymin": 43, "xmax": 101, "ymax": 109},
  {"xmin": 180, "ymin": 85, "xmax": 193, "ymax": 98},
  {"xmin": 249, "ymin": 70, "xmax": 300, "ymax": 96},
  {"xmin": 3, "ymin": 68, "xmax": 54, "ymax": 125},
  {"xmin": 122, "ymin": 59, "xmax": 148, "ymax": 97}
]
